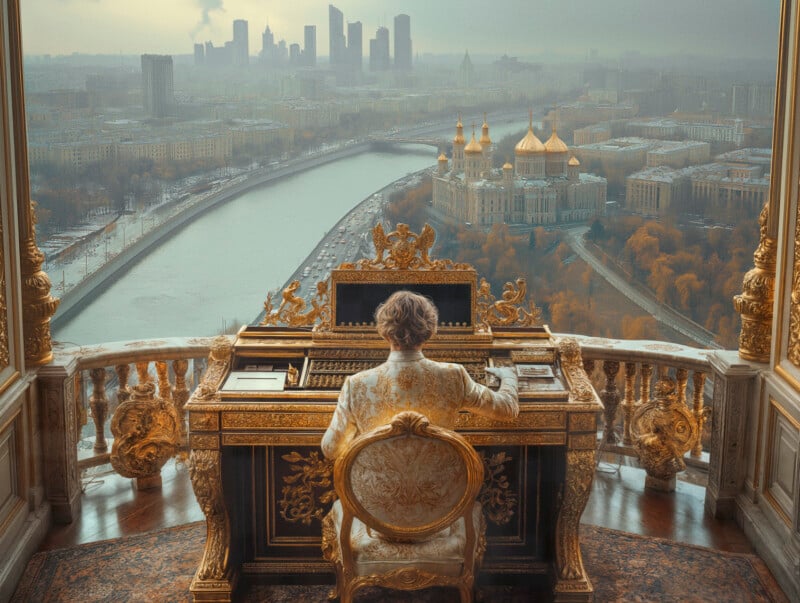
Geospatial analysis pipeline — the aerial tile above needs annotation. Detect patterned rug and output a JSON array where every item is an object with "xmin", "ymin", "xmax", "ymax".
[{"xmin": 11, "ymin": 522, "xmax": 788, "ymax": 603}]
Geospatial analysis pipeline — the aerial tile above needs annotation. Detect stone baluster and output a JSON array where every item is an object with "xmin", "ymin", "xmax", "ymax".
[
  {"xmin": 172, "ymin": 359, "xmax": 190, "ymax": 441},
  {"xmin": 115, "ymin": 364, "xmax": 131, "ymax": 404},
  {"xmin": 639, "ymin": 363, "xmax": 653, "ymax": 406},
  {"xmin": 156, "ymin": 361, "xmax": 172, "ymax": 402},
  {"xmin": 692, "ymin": 371, "xmax": 707, "ymax": 458},
  {"xmin": 88, "ymin": 368, "xmax": 109, "ymax": 453},
  {"xmin": 136, "ymin": 361, "xmax": 151, "ymax": 385},
  {"xmin": 675, "ymin": 368, "xmax": 688, "ymax": 407},
  {"xmin": 622, "ymin": 362, "xmax": 637, "ymax": 445},
  {"xmin": 600, "ymin": 361, "xmax": 620, "ymax": 444},
  {"xmin": 582, "ymin": 358, "xmax": 595, "ymax": 378}
]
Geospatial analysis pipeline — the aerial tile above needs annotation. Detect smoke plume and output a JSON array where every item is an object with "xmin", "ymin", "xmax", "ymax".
[{"xmin": 190, "ymin": 0, "xmax": 224, "ymax": 39}]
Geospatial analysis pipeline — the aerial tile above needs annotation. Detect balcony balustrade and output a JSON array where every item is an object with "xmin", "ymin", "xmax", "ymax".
[{"xmin": 38, "ymin": 333, "xmax": 755, "ymax": 525}]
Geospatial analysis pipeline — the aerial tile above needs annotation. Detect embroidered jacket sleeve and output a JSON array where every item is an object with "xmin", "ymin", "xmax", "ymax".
[
  {"xmin": 321, "ymin": 376, "xmax": 359, "ymax": 459},
  {"xmin": 459, "ymin": 365, "xmax": 519, "ymax": 420}
]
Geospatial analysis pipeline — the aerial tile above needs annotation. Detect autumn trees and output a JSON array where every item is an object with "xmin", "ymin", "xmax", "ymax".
[{"xmin": 591, "ymin": 215, "xmax": 757, "ymax": 347}]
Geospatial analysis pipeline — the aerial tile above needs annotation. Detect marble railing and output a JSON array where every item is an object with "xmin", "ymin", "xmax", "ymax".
[
  {"xmin": 571, "ymin": 335, "xmax": 714, "ymax": 489},
  {"xmin": 51, "ymin": 337, "xmax": 219, "ymax": 480},
  {"xmin": 49, "ymin": 334, "xmax": 724, "ymax": 496}
]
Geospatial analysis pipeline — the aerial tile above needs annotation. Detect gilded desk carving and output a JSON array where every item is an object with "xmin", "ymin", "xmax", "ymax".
[
  {"xmin": 279, "ymin": 450, "xmax": 336, "ymax": 525},
  {"xmin": 189, "ymin": 449, "xmax": 230, "ymax": 582},
  {"xmin": 476, "ymin": 277, "xmax": 542, "ymax": 329},
  {"xmin": 478, "ymin": 451, "xmax": 517, "ymax": 525},
  {"xmin": 278, "ymin": 447, "xmax": 518, "ymax": 528},
  {"xmin": 558, "ymin": 338, "xmax": 595, "ymax": 403},
  {"xmin": 554, "ymin": 449, "xmax": 595, "ymax": 595}
]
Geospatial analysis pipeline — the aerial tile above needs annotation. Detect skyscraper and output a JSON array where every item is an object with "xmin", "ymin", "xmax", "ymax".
[
  {"xmin": 394, "ymin": 14, "xmax": 412, "ymax": 71},
  {"xmin": 303, "ymin": 25, "xmax": 317, "ymax": 67},
  {"xmin": 347, "ymin": 21, "xmax": 362, "ymax": 70},
  {"xmin": 232, "ymin": 19, "xmax": 249, "ymax": 67},
  {"xmin": 369, "ymin": 26, "xmax": 390, "ymax": 71},
  {"xmin": 141, "ymin": 54, "xmax": 174, "ymax": 117},
  {"xmin": 194, "ymin": 43, "xmax": 205, "ymax": 66},
  {"xmin": 329, "ymin": 5, "xmax": 346, "ymax": 67}
]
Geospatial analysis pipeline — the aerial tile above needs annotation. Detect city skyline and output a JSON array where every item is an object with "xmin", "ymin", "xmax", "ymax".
[{"xmin": 21, "ymin": 1, "xmax": 779, "ymax": 61}]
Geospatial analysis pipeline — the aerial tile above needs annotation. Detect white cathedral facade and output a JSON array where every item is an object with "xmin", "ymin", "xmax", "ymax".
[{"xmin": 432, "ymin": 115, "xmax": 607, "ymax": 226}]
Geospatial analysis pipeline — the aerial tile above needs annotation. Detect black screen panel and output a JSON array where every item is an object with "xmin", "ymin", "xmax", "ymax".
[{"xmin": 335, "ymin": 283, "xmax": 472, "ymax": 327}]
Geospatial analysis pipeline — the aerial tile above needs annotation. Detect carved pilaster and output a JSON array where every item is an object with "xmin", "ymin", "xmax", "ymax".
[
  {"xmin": 38, "ymin": 361, "xmax": 81, "ymax": 523},
  {"xmin": 705, "ymin": 352, "xmax": 758, "ymax": 519},
  {"xmin": 600, "ymin": 360, "xmax": 620, "ymax": 443},
  {"xmin": 736, "ymin": 204, "xmax": 775, "ymax": 363},
  {"xmin": 189, "ymin": 449, "xmax": 236, "ymax": 601},
  {"xmin": 554, "ymin": 449, "xmax": 595, "ymax": 601}
]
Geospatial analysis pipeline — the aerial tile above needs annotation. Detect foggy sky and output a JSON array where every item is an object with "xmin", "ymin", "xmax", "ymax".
[{"xmin": 22, "ymin": 0, "xmax": 780, "ymax": 60}]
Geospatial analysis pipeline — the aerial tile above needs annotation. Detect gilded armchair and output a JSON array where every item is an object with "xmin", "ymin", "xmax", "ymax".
[{"xmin": 321, "ymin": 411, "xmax": 486, "ymax": 603}]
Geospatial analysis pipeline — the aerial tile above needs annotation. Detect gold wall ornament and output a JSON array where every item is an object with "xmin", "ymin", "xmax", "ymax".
[
  {"xmin": 279, "ymin": 450, "xmax": 336, "ymax": 525},
  {"xmin": 261, "ymin": 279, "xmax": 331, "ymax": 328},
  {"xmin": 631, "ymin": 376, "xmax": 709, "ymax": 491},
  {"xmin": 189, "ymin": 449, "xmax": 231, "ymax": 582},
  {"xmin": 21, "ymin": 205, "xmax": 59, "ymax": 366},
  {"xmin": 476, "ymin": 277, "xmax": 542, "ymax": 329},
  {"xmin": 109, "ymin": 380, "xmax": 180, "ymax": 487},
  {"xmin": 557, "ymin": 338, "xmax": 595, "ymax": 403},
  {"xmin": 478, "ymin": 450, "xmax": 518, "ymax": 525},
  {"xmin": 735, "ymin": 203, "xmax": 775, "ymax": 363}
]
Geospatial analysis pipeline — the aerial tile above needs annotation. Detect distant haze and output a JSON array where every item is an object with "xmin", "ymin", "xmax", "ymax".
[{"xmin": 22, "ymin": 0, "xmax": 779, "ymax": 60}]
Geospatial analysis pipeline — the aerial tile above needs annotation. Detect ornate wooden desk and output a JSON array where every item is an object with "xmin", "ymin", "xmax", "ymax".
[{"xmin": 186, "ymin": 224, "xmax": 601, "ymax": 602}]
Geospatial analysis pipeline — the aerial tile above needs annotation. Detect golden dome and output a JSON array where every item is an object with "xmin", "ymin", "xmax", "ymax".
[
  {"xmin": 503, "ymin": 161, "xmax": 513, "ymax": 170},
  {"xmin": 438, "ymin": 152, "xmax": 448, "ymax": 162},
  {"xmin": 479, "ymin": 112, "xmax": 491, "ymax": 145},
  {"xmin": 453, "ymin": 114, "xmax": 465, "ymax": 145},
  {"xmin": 464, "ymin": 129, "xmax": 483, "ymax": 154},
  {"xmin": 568, "ymin": 155, "xmax": 580, "ymax": 166},
  {"xmin": 515, "ymin": 110, "xmax": 545, "ymax": 155},
  {"xmin": 544, "ymin": 126, "xmax": 569, "ymax": 153}
]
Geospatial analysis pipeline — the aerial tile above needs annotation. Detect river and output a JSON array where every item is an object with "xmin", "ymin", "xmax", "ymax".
[{"xmin": 52, "ymin": 120, "xmax": 528, "ymax": 345}]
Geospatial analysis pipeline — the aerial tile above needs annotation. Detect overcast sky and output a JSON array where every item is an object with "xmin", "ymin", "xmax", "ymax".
[{"xmin": 21, "ymin": 0, "xmax": 780, "ymax": 60}]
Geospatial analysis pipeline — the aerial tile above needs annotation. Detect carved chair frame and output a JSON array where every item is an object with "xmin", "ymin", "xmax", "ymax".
[{"xmin": 325, "ymin": 411, "xmax": 485, "ymax": 603}]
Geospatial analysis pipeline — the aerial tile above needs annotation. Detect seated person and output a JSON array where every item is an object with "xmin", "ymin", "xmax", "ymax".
[{"xmin": 322, "ymin": 290, "xmax": 519, "ymax": 459}]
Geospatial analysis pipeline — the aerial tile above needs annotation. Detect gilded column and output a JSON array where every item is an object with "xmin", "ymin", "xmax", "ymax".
[
  {"xmin": 735, "ymin": 204, "xmax": 775, "ymax": 363},
  {"xmin": 6, "ymin": 0, "xmax": 58, "ymax": 366}
]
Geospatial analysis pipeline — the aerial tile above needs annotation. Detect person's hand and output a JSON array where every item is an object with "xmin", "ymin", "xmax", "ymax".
[{"xmin": 486, "ymin": 367, "xmax": 517, "ymax": 381}]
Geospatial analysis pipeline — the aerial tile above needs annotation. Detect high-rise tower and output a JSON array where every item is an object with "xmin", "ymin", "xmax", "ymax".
[
  {"xmin": 232, "ymin": 19, "xmax": 249, "ymax": 66},
  {"xmin": 303, "ymin": 25, "xmax": 317, "ymax": 67},
  {"xmin": 369, "ymin": 26, "xmax": 390, "ymax": 71},
  {"xmin": 347, "ymin": 21, "xmax": 363, "ymax": 70},
  {"xmin": 329, "ymin": 5, "xmax": 346, "ymax": 67},
  {"xmin": 394, "ymin": 14, "xmax": 412, "ymax": 70},
  {"xmin": 141, "ymin": 54, "xmax": 174, "ymax": 117}
]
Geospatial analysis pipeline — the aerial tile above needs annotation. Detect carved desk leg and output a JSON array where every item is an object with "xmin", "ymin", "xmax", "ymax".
[
  {"xmin": 554, "ymin": 449, "xmax": 595, "ymax": 602},
  {"xmin": 189, "ymin": 449, "xmax": 237, "ymax": 602}
]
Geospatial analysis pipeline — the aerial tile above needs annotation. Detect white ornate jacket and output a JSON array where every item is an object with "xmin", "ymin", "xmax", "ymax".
[{"xmin": 321, "ymin": 350, "xmax": 519, "ymax": 459}]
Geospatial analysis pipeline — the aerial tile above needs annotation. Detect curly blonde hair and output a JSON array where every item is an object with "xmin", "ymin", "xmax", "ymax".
[{"xmin": 375, "ymin": 290, "xmax": 438, "ymax": 350}]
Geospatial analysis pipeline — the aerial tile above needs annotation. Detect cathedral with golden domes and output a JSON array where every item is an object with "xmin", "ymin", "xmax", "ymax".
[{"xmin": 432, "ymin": 114, "xmax": 607, "ymax": 226}]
